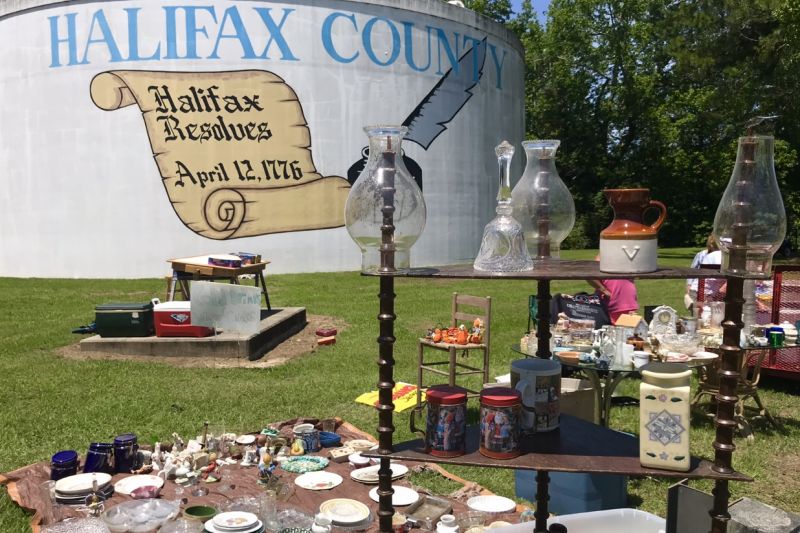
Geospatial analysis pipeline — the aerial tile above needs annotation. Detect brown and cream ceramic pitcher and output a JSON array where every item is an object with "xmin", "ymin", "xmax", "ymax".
[{"xmin": 599, "ymin": 188, "xmax": 667, "ymax": 273}]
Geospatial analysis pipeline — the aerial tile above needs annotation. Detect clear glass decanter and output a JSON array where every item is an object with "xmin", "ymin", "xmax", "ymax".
[
  {"xmin": 344, "ymin": 126, "xmax": 426, "ymax": 273},
  {"xmin": 473, "ymin": 141, "xmax": 534, "ymax": 272},
  {"xmin": 713, "ymin": 135, "xmax": 786, "ymax": 277},
  {"xmin": 510, "ymin": 140, "xmax": 575, "ymax": 259}
]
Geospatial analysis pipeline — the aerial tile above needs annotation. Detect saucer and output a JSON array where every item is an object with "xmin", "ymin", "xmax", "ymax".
[
  {"xmin": 368, "ymin": 485, "xmax": 419, "ymax": 506},
  {"xmin": 295, "ymin": 471, "xmax": 343, "ymax": 491},
  {"xmin": 319, "ymin": 499, "xmax": 370, "ymax": 525},
  {"xmin": 204, "ymin": 518, "xmax": 263, "ymax": 533}
]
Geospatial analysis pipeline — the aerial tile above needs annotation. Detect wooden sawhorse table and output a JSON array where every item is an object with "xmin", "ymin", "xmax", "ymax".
[{"xmin": 167, "ymin": 255, "xmax": 272, "ymax": 310}]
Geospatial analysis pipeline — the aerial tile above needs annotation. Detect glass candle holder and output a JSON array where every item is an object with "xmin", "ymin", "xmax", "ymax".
[
  {"xmin": 510, "ymin": 140, "xmax": 575, "ymax": 259},
  {"xmin": 344, "ymin": 126, "xmax": 426, "ymax": 273},
  {"xmin": 713, "ymin": 135, "xmax": 786, "ymax": 277}
]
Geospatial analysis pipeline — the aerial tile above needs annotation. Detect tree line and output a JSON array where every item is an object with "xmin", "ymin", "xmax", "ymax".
[{"xmin": 464, "ymin": 0, "xmax": 800, "ymax": 253}]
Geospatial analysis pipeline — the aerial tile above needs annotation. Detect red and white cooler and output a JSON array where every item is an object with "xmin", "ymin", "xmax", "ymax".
[{"xmin": 153, "ymin": 301, "xmax": 214, "ymax": 337}]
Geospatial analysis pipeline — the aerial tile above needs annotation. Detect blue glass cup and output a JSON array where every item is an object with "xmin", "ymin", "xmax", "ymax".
[
  {"xmin": 83, "ymin": 442, "xmax": 114, "ymax": 473},
  {"xmin": 50, "ymin": 450, "xmax": 78, "ymax": 481},
  {"xmin": 113, "ymin": 433, "xmax": 139, "ymax": 473}
]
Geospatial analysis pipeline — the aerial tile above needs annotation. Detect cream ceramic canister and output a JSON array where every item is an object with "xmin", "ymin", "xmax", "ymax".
[
  {"xmin": 639, "ymin": 362, "xmax": 691, "ymax": 472},
  {"xmin": 599, "ymin": 188, "xmax": 667, "ymax": 273}
]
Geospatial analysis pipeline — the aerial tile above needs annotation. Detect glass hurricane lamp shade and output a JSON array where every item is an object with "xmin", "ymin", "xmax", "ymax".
[
  {"xmin": 712, "ymin": 135, "xmax": 786, "ymax": 277},
  {"xmin": 344, "ymin": 126, "xmax": 426, "ymax": 273},
  {"xmin": 510, "ymin": 140, "xmax": 575, "ymax": 259},
  {"xmin": 473, "ymin": 141, "xmax": 533, "ymax": 272}
]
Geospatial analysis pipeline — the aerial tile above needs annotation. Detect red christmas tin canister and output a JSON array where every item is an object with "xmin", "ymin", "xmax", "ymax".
[
  {"xmin": 410, "ymin": 385, "xmax": 467, "ymax": 457},
  {"xmin": 479, "ymin": 387, "xmax": 522, "ymax": 459}
]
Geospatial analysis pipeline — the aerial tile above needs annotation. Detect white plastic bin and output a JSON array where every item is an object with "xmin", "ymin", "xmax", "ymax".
[
  {"xmin": 515, "ymin": 470, "xmax": 627, "ymax": 515},
  {"xmin": 487, "ymin": 508, "xmax": 665, "ymax": 533}
]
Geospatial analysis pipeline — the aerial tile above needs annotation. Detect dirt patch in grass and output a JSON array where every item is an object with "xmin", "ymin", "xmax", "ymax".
[
  {"xmin": 770, "ymin": 452, "xmax": 800, "ymax": 496},
  {"xmin": 56, "ymin": 314, "xmax": 347, "ymax": 369}
]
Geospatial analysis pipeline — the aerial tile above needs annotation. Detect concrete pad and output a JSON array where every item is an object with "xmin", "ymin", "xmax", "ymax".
[{"xmin": 80, "ymin": 307, "xmax": 306, "ymax": 360}]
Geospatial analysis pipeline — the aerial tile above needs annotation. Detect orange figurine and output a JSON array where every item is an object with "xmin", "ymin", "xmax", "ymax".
[{"xmin": 456, "ymin": 325, "xmax": 469, "ymax": 345}]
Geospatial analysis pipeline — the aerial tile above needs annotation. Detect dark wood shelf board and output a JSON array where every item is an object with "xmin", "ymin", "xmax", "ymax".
[
  {"xmin": 363, "ymin": 415, "xmax": 752, "ymax": 482},
  {"xmin": 363, "ymin": 261, "xmax": 724, "ymax": 281}
]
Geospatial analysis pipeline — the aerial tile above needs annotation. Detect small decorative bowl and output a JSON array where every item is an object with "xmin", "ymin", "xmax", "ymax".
[
  {"xmin": 281, "ymin": 455, "xmax": 329, "ymax": 474},
  {"xmin": 130, "ymin": 485, "xmax": 161, "ymax": 500},
  {"xmin": 665, "ymin": 351, "xmax": 689, "ymax": 362},
  {"xmin": 556, "ymin": 351, "xmax": 582, "ymax": 364},
  {"xmin": 348, "ymin": 452, "xmax": 371, "ymax": 468},
  {"xmin": 183, "ymin": 505, "xmax": 217, "ymax": 521},
  {"xmin": 457, "ymin": 511, "xmax": 488, "ymax": 533}
]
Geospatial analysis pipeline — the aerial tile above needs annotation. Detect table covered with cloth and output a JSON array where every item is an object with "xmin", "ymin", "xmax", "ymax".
[{"xmin": 1, "ymin": 418, "xmax": 512, "ymax": 532}]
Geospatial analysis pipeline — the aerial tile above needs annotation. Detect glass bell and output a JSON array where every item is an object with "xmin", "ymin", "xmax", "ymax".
[
  {"xmin": 511, "ymin": 140, "xmax": 575, "ymax": 259},
  {"xmin": 713, "ymin": 135, "xmax": 786, "ymax": 277},
  {"xmin": 344, "ymin": 126, "xmax": 426, "ymax": 273},
  {"xmin": 473, "ymin": 141, "xmax": 533, "ymax": 272}
]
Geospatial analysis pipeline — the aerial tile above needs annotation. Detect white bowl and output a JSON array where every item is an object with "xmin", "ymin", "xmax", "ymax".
[{"xmin": 348, "ymin": 452, "xmax": 371, "ymax": 468}]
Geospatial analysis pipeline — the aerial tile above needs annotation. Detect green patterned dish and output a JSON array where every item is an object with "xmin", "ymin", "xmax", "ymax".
[{"xmin": 281, "ymin": 456, "xmax": 329, "ymax": 473}]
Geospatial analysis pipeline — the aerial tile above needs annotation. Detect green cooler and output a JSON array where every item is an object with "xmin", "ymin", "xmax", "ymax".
[{"xmin": 95, "ymin": 302, "xmax": 155, "ymax": 337}]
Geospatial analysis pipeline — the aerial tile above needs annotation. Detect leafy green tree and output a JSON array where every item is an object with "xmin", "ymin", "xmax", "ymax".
[
  {"xmin": 499, "ymin": 0, "xmax": 800, "ymax": 251},
  {"xmin": 463, "ymin": 0, "xmax": 514, "ymax": 22}
]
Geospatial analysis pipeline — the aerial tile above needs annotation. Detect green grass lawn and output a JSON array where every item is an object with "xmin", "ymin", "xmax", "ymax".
[{"xmin": 1, "ymin": 249, "xmax": 799, "ymax": 531}]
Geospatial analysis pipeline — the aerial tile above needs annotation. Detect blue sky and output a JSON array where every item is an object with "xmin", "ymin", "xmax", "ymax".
[{"xmin": 512, "ymin": 0, "xmax": 551, "ymax": 19}]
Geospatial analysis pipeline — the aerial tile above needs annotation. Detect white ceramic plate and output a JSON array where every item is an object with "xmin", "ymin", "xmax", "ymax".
[
  {"xmin": 691, "ymin": 351, "xmax": 719, "ymax": 360},
  {"xmin": 349, "ymin": 463, "xmax": 409, "ymax": 484},
  {"xmin": 294, "ymin": 471, "xmax": 343, "ymax": 491},
  {"xmin": 347, "ymin": 439, "xmax": 376, "ymax": 452},
  {"xmin": 113, "ymin": 474, "xmax": 164, "ymax": 496},
  {"xmin": 204, "ymin": 518, "xmax": 262, "ymax": 533},
  {"xmin": 368, "ymin": 486, "xmax": 419, "ymax": 506},
  {"xmin": 235, "ymin": 434, "xmax": 256, "ymax": 445},
  {"xmin": 213, "ymin": 511, "xmax": 259, "ymax": 530},
  {"xmin": 466, "ymin": 495, "xmax": 516, "ymax": 514},
  {"xmin": 54, "ymin": 473, "xmax": 112, "ymax": 495},
  {"xmin": 319, "ymin": 498, "xmax": 371, "ymax": 525}
]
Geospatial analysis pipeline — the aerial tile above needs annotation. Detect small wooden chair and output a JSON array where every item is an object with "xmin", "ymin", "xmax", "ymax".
[
  {"xmin": 691, "ymin": 348, "xmax": 779, "ymax": 437},
  {"xmin": 417, "ymin": 292, "xmax": 491, "ymax": 404}
]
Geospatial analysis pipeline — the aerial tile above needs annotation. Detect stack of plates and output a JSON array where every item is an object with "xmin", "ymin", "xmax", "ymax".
[
  {"xmin": 54, "ymin": 473, "xmax": 114, "ymax": 505},
  {"xmin": 205, "ymin": 511, "xmax": 264, "ymax": 533},
  {"xmin": 319, "ymin": 499, "xmax": 372, "ymax": 529},
  {"xmin": 350, "ymin": 463, "xmax": 408, "ymax": 484}
]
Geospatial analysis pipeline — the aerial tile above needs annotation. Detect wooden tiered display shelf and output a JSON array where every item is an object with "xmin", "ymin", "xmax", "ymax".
[
  {"xmin": 363, "ymin": 261, "xmax": 752, "ymax": 533},
  {"xmin": 366, "ymin": 415, "xmax": 751, "ymax": 482}
]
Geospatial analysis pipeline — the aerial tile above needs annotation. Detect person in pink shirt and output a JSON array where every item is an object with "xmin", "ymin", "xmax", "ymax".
[
  {"xmin": 589, "ymin": 278, "xmax": 639, "ymax": 323},
  {"xmin": 588, "ymin": 256, "xmax": 639, "ymax": 323}
]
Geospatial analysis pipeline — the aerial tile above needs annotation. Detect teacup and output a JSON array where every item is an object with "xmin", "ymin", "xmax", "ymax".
[{"xmin": 633, "ymin": 351, "xmax": 650, "ymax": 369}]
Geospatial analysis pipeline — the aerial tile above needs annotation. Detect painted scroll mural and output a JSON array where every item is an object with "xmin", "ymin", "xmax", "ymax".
[{"xmin": 90, "ymin": 70, "xmax": 350, "ymax": 239}]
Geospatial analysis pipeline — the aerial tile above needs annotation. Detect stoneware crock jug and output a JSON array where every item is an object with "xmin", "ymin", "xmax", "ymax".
[{"xmin": 599, "ymin": 188, "xmax": 667, "ymax": 273}]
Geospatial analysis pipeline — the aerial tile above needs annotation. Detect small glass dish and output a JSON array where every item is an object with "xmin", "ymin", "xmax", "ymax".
[{"xmin": 457, "ymin": 511, "xmax": 488, "ymax": 533}]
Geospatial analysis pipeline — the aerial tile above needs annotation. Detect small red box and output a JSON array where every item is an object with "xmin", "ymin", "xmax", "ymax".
[
  {"xmin": 317, "ymin": 335, "xmax": 336, "ymax": 346},
  {"xmin": 315, "ymin": 326, "xmax": 337, "ymax": 337},
  {"xmin": 154, "ymin": 301, "xmax": 214, "ymax": 337}
]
